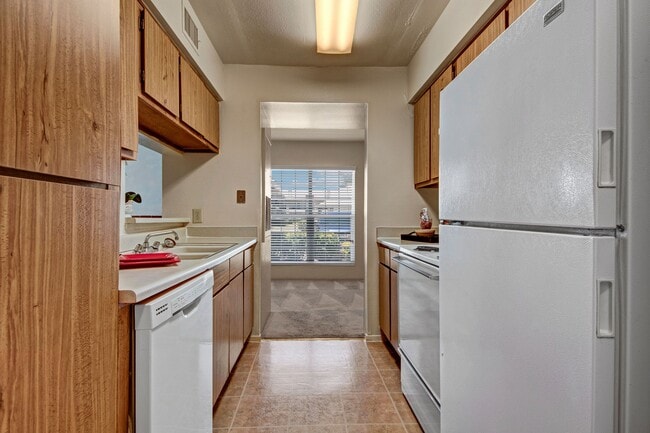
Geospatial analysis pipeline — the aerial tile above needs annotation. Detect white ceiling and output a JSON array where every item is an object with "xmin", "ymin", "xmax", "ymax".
[{"xmin": 188, "ymin": 0, "xmax": 451, "ymax": 67}]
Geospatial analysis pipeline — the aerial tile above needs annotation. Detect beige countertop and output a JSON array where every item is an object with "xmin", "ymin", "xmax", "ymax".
[{"xmin": 118, "ymin": 236, "xmax": 257, "ymax": 304}]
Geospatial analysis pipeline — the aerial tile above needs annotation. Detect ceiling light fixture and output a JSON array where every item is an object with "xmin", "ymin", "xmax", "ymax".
[{"xmin": 315, "ymin": 0, "xmax": 359, "ymax": 54}]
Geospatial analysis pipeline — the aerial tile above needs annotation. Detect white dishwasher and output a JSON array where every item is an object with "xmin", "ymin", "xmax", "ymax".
[{"xmin": 134, "ymin": 270, "xmax": 214, "ymax": 433}]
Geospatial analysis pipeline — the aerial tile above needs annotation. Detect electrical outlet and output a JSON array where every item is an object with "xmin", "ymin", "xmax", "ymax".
[
  {"xmin": 192, "ymin": 208, "xmax": 203, "ymax": 223},
  {"xmin": 237, "ymin": 190, "xmax": 246, "ymax": 204}
]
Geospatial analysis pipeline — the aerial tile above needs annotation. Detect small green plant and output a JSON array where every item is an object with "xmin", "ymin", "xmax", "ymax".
[{"xmin": 124, "ymin": 191, "xmax": 142, "ymax": 203}]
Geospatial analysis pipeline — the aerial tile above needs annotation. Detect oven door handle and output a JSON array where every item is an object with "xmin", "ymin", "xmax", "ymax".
[{"xmin": 393, "ymin": 256, "xmax": 439, "ymax": 280}]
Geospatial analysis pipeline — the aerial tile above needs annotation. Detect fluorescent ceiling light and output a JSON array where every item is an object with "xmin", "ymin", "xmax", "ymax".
[{"xmin": 315, "ymin": 0, "xmax": 359, "ymax": 54}]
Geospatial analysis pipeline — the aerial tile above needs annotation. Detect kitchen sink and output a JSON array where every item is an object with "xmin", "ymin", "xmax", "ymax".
[{"xmin": 169, "ymin": 243, "xmax": 235, "ymax": 260}]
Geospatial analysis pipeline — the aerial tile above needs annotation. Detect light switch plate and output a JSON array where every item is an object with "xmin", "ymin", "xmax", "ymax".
[
  {"xmin": 192, "ymin": 208, "xmax": 203, "ymax": 223},
  {"xmin": 237, "ymin": 190, "xmax": 246, "ymax": 204}
]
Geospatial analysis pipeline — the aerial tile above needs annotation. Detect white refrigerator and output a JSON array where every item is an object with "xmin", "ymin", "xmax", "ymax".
[{"xmin": 437, "ymin": 0, "xmax": 648, "ymax": 432}]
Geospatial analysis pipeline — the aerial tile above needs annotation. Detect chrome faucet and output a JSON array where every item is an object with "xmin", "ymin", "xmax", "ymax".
[{"xmin": 141, "ymin": 230, "xmax": 180, "ymax": 252}]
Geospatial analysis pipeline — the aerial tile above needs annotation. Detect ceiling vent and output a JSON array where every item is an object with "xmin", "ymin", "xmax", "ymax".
[{"xmin": 184, "ymin": 7, "xmax": 199, "ymax": 50}]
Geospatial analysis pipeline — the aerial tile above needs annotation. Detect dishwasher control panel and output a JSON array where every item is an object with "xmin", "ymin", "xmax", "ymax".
[{"xmin": 134, "ymin": 271, "xmax": 214, "ymax": 330}]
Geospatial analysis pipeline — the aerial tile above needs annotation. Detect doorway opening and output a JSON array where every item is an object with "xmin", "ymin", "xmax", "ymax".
[{"xmin": 259, "ymin": 102, "xmax": 368, "ymax": 339}]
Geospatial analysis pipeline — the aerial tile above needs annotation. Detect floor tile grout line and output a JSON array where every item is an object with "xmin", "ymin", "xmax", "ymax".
[
  {"xmin": 227, "ymin": 344, "xmax": 259, "ymax": 432},
  {"xmin": 367, "ymin": 341, "xmax": 409, "ymax": 432}
]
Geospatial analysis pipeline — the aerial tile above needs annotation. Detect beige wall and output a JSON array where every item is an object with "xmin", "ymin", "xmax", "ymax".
[
  {"xmin": 270, "ymin": 140, "xmax": 365, "ymax": 280},
  {"xmin": 163, "ymin": 65, "xmax": 437, "ymax": 336},
  {"xmin": 407, "ymin": 0, "xmax": 507, "ymax": 100}
]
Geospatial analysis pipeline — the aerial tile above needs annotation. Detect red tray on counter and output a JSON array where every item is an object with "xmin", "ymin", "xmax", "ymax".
[{"xmin": 119, "ymin": 252, "xmax": 181, "ymax": 269}]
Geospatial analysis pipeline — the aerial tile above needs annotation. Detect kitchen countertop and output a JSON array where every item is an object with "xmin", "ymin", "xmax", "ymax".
[
  {"xmin": 377, "ymin": 236, "xmax": 439, "ymax": 266},
  {"xmin": 118, "ymin": 236, "xmax": 257, "ymax": 304}
]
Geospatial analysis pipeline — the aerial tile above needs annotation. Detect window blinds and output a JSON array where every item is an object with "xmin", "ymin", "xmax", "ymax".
[{"xmin": 271, "ymin": 169, "xmax": 355, "ymax": 264}]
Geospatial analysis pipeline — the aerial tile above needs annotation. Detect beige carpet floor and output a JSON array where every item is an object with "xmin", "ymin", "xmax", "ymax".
[{"xmin": 262, "ymin": 280, "xmax": 365, "ymax": 339}]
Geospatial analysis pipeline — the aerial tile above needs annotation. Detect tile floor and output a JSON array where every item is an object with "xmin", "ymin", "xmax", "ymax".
[{"xmin": 213, "ymin": 339, "xmax": 424, "ymax": 433}]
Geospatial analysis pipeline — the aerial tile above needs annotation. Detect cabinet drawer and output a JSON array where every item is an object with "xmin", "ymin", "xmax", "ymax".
[
  {"xmin": 389, "ymin": 250, "xmax": 400, "ymax": 271},
  {"xmin": 229, "ymin": 252, "xmax": 244, "ymax": 280},
  {"xmin": 212, "ymin": 261, "xmax": 229, "ymax": 295}
]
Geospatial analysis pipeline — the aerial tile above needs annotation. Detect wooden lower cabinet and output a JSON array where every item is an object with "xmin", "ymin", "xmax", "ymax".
[
  {"xmin": 378, "ymin": 244, "xmax": 399, "ymax": 352},
  {"xmin": 212, "ymin": 247, "xmax": 255, "ymax": 402},
  {"xmin": 379, "ymin": 264, "xmax": 391, "ymax": 338},
  {"xmin": 228, "ymin": 273, "xmax": 245, "ymax": 369},
  {"xmin": 389, "ymin": 269, "xmax": 399, "ymax": 349},
  {"xmin": 244, "ymin": 266, "xmax": 254, "ymax": 339},
  {"xmin": 0, "ymin": 176, "xmax": 119, "ymax": 433},
  {"xmin": 213, "ymin": 287, "xmax": 230, "ymax": 404}
]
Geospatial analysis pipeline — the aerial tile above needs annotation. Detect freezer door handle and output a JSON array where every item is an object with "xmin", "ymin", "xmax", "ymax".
[
  {"xmin": 596, "ymin": 279, "xmax": 615, "ymax": 338},
  {"xmin": 597, "ymin": 129, "xmax": 616, "ymax": 188}
]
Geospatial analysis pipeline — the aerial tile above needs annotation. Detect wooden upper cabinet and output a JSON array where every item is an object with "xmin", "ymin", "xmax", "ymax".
[
  {"xmin": 430, "ymin": 65, "xmax": 454, "ymax": 182},
  {"xmin": 455, "ymin": 9, "xmax": 507, "ymax": 76},
  {"xmin": 0, "ymin": 176, "xmax": 119, "ymax": 433},
  {"xmin": 204, "ymin": 90, "xmax": 220, "ymax": 147},
  {"xmin": 413, "ymin": 90, "xmax": 431, "ymax": 186},
  {"xmin": 180, "ymin": 57, "xmax": 220, "ymax": 147},
  {"xmin": 1, "ymin": 0, "xmax": 120, "ymax": 185},
  {"xmin": 180, "ymin": 57, "xmax": 205, "ymax": 134},
  {"xmin": 507, "ymin": 0, "xmax": 536, "ymax": 25},
  {"xmin": 142, "ymin": 10, "xmax": 179, "ymax": 116},
  {"xmin": 120, "ymin": 0, "xmax": 140, "ymax": 160}
]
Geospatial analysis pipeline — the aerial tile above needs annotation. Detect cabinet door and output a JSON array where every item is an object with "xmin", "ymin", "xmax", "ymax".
[
  {"xmin": 1, "ymin": 0, "xmax": 120, "ymax": 185},
  {"xmin": 389, "ymin": 269, "xmax": 399, "ymax": 350},
  {"xmin": 228, "ymin": 273, "xmax": 245, "ymax": 370},
  {"xmin": 507, "ymin": 0, "xmax": 536, "ymax": 24},
  {"xmin": 120, "ymin": 0, "xmax": 139, "ymax": 160},
  {"xmin": 379, "ymin": 264, "xmax": 391, "ymax": 339},
  {"xmin": 413, "ymin": 90, "xmax": 431, "ymax": 186},
  {"xmin": 213, "ymin": 288, "xmax": 229, "ymax": 403},
  {"xmin": 243, "ymin": 266, "xmax": 254, "ymax": 339},
  {"xmin": 142, "ymin": 10, "xmax": 179, "ymax": 116},
  {"xmin": 455, "ymin": 10, "xmax": 507, "ymax": 76},
  {"xmin": 179, "ymin": 57, "xmax": 205, "ymax": 135},
  {"xmin": 429, "ymin": 65, "xmax": 454, "ymax": 182},
  {"xmin": 204, "ymin": 91, "xmax": 220, "ymax": 147},
  {"xmin": 0, "ymin": 176, "xmax": 118, "ymax": 432}
]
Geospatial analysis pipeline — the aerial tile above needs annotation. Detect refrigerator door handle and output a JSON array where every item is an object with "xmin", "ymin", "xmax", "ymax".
[
  {"xmin": 597, "ymin": 129, "xmax": 616, "ymax": 188},
  {"xmin": 596, "ymin": 279, "xmax": 615, "ymax": 338}
]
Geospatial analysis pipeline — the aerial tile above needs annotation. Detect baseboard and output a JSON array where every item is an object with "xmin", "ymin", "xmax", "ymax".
[{"xmin": 365, "ymin": 334, "xmax": 382, "ymax": 342}]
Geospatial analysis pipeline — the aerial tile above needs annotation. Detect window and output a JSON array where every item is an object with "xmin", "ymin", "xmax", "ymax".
[{"xmin": 271, "ymin": 169, "xmax": 355, "ymax": 264}]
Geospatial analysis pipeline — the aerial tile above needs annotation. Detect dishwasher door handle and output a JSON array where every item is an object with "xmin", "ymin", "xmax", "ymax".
[{"xmin": 393, "ymin": 256, "xmax": 439, "ymax": 280}]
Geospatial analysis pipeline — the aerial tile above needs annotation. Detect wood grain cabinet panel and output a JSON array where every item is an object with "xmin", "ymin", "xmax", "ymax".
[
  {"xmin": 389, "ymin": 269, "xmax": 399, "ymax": 350},
  {"xmin": 120, "ymin": 0, "xmax": 139, "ymax": 160},
  {"xmin": 204, "ymin": 91, "xmax": 220, "ymax": 147},
  {"xmin": 229, "ymin": 252, "xmax": 244, "ymax": 281},
  {"xmin": 228, "ymin": 273, "xmax": 245, "ymax": 370},
  {"xmin": 244, "ymin": 266, "xmax": 254, "ymax": 340},
  {"xmin": 0, "ymin": 176, "xmax": 119, "ymax": 433},
  {"xmin": 429, "ymin": 65, "xmax": 454, "ymax": 183},
  {"xmin": 455, "ymin": 10, "xmax": 507, "ymax": 76},
  {"xmin": 213, "ymin": 287, "xmax": 230, "ymax": 404},
  {"xmin": 379, "ymin": 264, "xmax": 391, "ymax": 340},
  {"xmin": 142, "ymin": 10, "xmax": 179, "ymax": 116},
  {"xmin": 413, "ymin": 90, "xmax": 431, "ymax": 186},
  {"xmin": 180, "ymin": 57, "xmax": 205, "ymax": 135},
  {"xmin": 1, "ymin": 0, "xmax": 120, "ymax": 185},
  {"xmin": 508, "ymin": 0, "xmax": 536, "ymax": 24}
]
